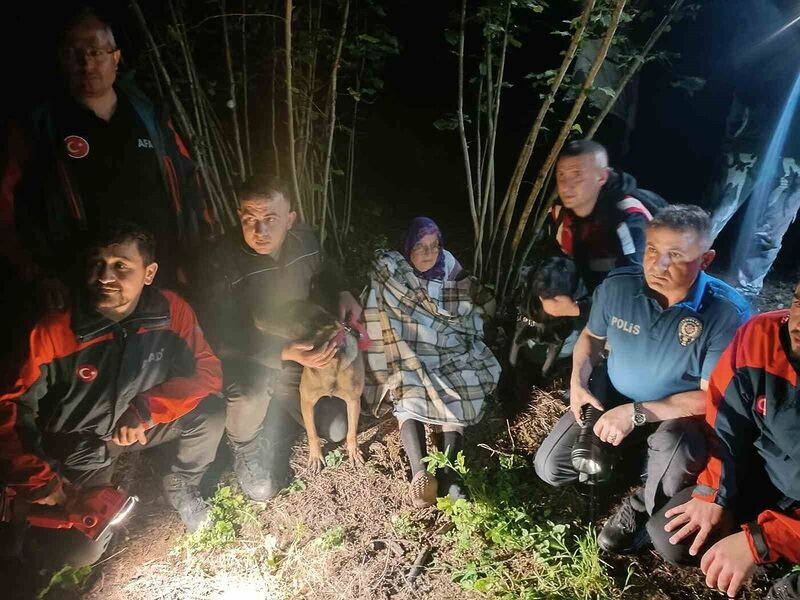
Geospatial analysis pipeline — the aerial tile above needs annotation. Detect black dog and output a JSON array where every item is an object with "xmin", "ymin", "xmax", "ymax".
[{"xmin": 509, "ymin": 256, "xmax": 579, "ymax": 378}]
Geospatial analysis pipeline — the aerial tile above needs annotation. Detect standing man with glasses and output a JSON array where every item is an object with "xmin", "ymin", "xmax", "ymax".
[{"xmin": 0, "ymin": 5, "xmax": 215, "ymax": 312}]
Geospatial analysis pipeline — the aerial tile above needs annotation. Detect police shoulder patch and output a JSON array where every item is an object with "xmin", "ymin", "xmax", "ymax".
[{"xmin": 678, "ymin": 317, "xmax": 703, "ymax": 347}]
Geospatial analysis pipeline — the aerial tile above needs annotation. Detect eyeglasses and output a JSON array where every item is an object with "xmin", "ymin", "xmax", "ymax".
[
  {"xmin": 411, "ymin": 241, "xmax": 440, "ymax": 256},
  {"xmin": 62, "ymin": 46, "xmax": 118, "ymax": 65}
]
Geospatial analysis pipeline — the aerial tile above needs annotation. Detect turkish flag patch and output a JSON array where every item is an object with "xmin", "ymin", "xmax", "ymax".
[
  {"xmin": 76, "ymin": 364, "xmax": 98, "ymax": 382},
  {"xmin": 755, "ymin": 395, "xmax": 767, "ymax": 417},
  {"xmin": 64, "ymin": 135, "xmax": 90, "ymax": 159}
]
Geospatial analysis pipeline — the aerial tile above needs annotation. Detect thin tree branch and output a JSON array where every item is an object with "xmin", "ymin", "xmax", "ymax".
[
  {"xmin": 284, "ymin": 0, "xmax": 305, "ymax": 220},
  {"xmin": 457, "ymin": 0, "xmax": 480, "ymax": 238},
  {"xmin": 489, "ymin": 0, "xmax": 595, "ymax": 286},
  {"xmin": 502, "ymin": 0, "xmax": 628, "ymax": 297},
  {"xmin": 319, "ymin": 0, "xmax": 351, "ymax": 247}
]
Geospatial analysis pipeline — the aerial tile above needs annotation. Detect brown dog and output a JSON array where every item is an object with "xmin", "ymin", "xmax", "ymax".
[{"xmin": 254, "ymin": 300, "xmax": 365, "ymax": 472}]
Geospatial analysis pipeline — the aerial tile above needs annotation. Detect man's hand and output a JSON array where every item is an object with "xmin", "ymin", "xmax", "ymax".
[
  {"xmin": 664, "ymin": 497, "xmax": 724, "ymax": 556},
  {"xmin": 30, "ymin": 483, "xmax": 67, "ymax": 506},
  {"xmin": 540, "ymin": 295, "xmax": 580, "ymax": 318},
  {"xmin": 39, "ymin": 276, "xmax": 69, "ymax": 312},
  {"xmin": 112, "ymin": 407, "xmax": 148, "ymax": 447},
  {"xmin": 282, "ymin": 340, "xmax": 338, "ymax": 368},
  {"xmin": 338, "ymin": 291, "xmax": 363, "ymax": 322},
  {"xmin": 569, "ymin": 382, "xmax": 604, "ymax": 423},
  {"xmin": 700, "ymin": 532, "xmax": 757, "ymax": 598},
  {"xmin": 593, "ymin": 403, "xmax": 635, "ymax": 446}
]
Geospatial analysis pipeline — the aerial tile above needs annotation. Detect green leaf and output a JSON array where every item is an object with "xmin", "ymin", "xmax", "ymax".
[
  {"xmin": 325, "ymin": 448, "xmax": 345, "ymax": 468},
  {"xmin": 670, "ymin": 76, "xmax": 706, "ymax": 97},
  {"xmin": 37, "ymin": 565, "xmax": 92, "ymax": 599},
  {"xmin": 283, "ymin": 478, "xmax": 308, "ymax": 494},
  {"xmin": 433, "ymin": 115, "xmax": 460, "ymax": 131},
  {"xmin": 597, "ymin": 86, "xmax": 616, "ymax": 98}
]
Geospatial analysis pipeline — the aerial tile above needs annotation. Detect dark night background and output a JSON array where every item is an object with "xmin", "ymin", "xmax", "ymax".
[{"xmin": 1, "ymin": 0, "xmax": 799, "ymax": 267}]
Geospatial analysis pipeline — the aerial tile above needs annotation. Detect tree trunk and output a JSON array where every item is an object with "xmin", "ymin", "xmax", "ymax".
[
  {"xmin": 489, "ymin": 0, "xmax": 595, "ymax": 286},
  {"xmin": 587, "ymin": 0, "xmax": 686, "ymax": 139},
  {"xmin": 221, "ymin": 0, "xmax": 247, "ymax": 181},
  {"xmin": 501, "ymin": 0, "xmax": 628, "ymax": 297},
  {"xmin": 457, "ymin": 0, "xmax": 479, "ymax": 240},
  {"xmin": 270, "ymin": 18, "xmax": 281, "ymax": 177},
  {"xmin": 241, "ymin": 0, "xmax": 253, "ymax": 176},
  {"xmin": 475, "ymin": 1, "xmax": 511, "ymax": 276},
  {"xmin": 284, "ymin": 0, "xmax": 305, "ymax": 220},
  {"xmin": 319, "ymin": 0, "xmax": 350, "ymax": 248}
]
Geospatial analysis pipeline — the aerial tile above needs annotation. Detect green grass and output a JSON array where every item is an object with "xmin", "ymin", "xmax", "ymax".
[
  {"xmin": 324, "ymin": 448, "xmax": 345, "ymax": 469},
  {"xmin": 388, "ymin": 511, "xmax": 424, "ymax": 540},
  {"xmin": 176, "ymin": 485, "xmax": 254, "ymax": 554},
  {"xmin": 282, "ymin": 478, "xmax": 308, "ymax": 494},
  {"xmin": 317, "ymin": 525, "xmax": 347, "ymax": 550},
  {"xmin": 36, "ymin": 565, "xmax": 92, "ymax": 599},
  {"xmin": 424, "ymin": 450, "xmax": 631, "ymax": 599}
]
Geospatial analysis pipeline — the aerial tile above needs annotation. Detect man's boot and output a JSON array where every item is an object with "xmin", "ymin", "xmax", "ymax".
[
  {"xmin": 162, "ymin": 473, "xmax": 210, "ymax": 533},
  {"xmin": 231, "ymin": 436, "xmax": 276, "ymax": 502},
  {"xmin": 767, "ymin": 572, "xmax": 800, "ymax": 600},
  {"xmin": 597, "ymin": 490, "xmax": 650, "ymax": 553}
]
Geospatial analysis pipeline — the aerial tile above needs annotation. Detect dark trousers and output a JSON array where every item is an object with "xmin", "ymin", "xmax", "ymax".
[
  {"xmin": 224, "ymin": 361, "xmax": 347, "ymax": 477},
  {"xmin": 533, "ymin": 370, "xmax": 708, "ymax": 515},
  {"xmin": 2, "ymin": 394, "xmax": 225, "ymax": 571},
  {"xmin": 647, "ymin": 467, "xmax": 795, "ymax": 566}
]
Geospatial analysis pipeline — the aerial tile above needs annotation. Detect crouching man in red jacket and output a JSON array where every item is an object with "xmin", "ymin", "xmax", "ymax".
[
  {"xmin": 0, "ymin": 220, "xmax": 224, "ymax": 572},
  {"xmin": 647, "ymin": 281, "xmax": 800, "ymax": 599}
]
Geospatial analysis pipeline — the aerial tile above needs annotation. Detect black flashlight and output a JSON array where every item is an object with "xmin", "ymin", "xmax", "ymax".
[{"xmin": 571, "ymin": 404, "xmax": 607, "ymax": 481}]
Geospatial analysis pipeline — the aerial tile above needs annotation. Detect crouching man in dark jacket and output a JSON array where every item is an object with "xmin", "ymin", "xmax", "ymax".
[
  {"xmin": 648, "ymin": 286, "xmax": 800, "ymax": 599},
  {"xmin": 0, "ymin": 221, "xmax": 225, "ymax": 572},
  {"xmin": 191, "ymin": 175, "xmax": 361, "ymax": 502},
  {"xmin": 541, "ymin": 139, "xmax": 663, "ymax": 322}
]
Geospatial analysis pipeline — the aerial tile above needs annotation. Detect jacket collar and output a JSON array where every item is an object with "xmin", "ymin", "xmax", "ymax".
[
  {"xmin": 634, "ymin": 271, "xmax": 709, "ymax": 313},
  {"xmin": 72, "ymin": 286, "xmax": 171, "ymax": 342},
  {"xmin": 673, "ymin": 271, "xmax": 710, "ymax": 312},
  {"xmin": 236, "ymin": 228, "xmax": 302, "ymax": 265}
]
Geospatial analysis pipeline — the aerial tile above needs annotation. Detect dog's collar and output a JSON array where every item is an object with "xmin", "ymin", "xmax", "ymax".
[
  {"xmin": 332, "ymin": 317, "xmax": 371, "ymax": 351},
  {"xmin": 517, "ymin": 314, "xmax": 540, "ymax": 327}
]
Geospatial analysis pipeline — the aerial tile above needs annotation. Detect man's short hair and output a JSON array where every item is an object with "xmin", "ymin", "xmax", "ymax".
[
  {"xmin": 237, "ymin": 175, "xmax": 293, "ymax": 208},
  {"xmin": 649, "ymin": 204, "xmax": 712, "ymax": 249},
  {"xmin": 86, "ymin": 220, "xmax": 157, "ymax": 265},
  {"xmin": 559, "ymin": 139, "xmax": 609, "ymax": 168},
  {"xmin": 58, "ymin": 5, "xmax": 117, "ymax": 48}
]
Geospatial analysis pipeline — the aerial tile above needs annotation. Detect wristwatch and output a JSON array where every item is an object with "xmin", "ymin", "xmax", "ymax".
[{"xmin": 632, "ymin": 403, "xmax": 647, "ymax": 427}]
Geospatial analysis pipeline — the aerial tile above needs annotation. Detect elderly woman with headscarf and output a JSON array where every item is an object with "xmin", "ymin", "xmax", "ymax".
[{"xmin": 362, "ymin": 217, "xmax": 501, "ymax": 507}]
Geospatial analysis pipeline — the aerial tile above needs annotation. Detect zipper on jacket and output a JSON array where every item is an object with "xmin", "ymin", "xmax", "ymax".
[{"xmin": 110, "ymin": 324, "xmax": 130, "ymax": 435}]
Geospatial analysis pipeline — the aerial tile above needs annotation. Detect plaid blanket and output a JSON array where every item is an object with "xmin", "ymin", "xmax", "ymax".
[{"xmin": 362, "ymin": 250, "xmax": 501, "ymax": 426}]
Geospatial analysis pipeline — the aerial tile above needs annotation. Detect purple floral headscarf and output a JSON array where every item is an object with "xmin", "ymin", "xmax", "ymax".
[{"xmin": 402, "ymin": 216, "xmax": 446, "ymax": 280}]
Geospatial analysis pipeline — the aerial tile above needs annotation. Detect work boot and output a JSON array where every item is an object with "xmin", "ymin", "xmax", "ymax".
[
  {"xmin": 162, "ymin": 474, "xmax": 210, "ymax": 533},
  {"xmin": 597, "ymin": 493, "xmax": 650, "ymax": 553},
  {"xmin": 231, "ymin": 437, "xmax": 276, "ymax": 502},
  {"xmin": 767, "ymin": 573, "xmax": 800, "ymax": 600}
]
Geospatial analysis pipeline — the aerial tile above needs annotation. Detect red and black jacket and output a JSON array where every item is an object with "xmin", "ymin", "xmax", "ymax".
[
  {"xmin": 693, "ymin": 311, "xmax": 800, "ymax": 564},
  {"xmin": 0, "ymin": 76, "xmax": 217, "ymax": 279},
  {"xmin": 0, "ymin": 287, "xmax": 222, "ymax": 500},
  {"xmin": 548, "ymin": 170, "xmax": 656, "ymax": 292}
]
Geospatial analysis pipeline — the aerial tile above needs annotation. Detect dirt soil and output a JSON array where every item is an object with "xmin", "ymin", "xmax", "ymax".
[{"xmin": 5, "ymin": 271, "xmax": 797, "ymax": 600}]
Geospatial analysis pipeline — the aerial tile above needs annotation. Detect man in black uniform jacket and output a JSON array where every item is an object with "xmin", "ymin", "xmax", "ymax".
[{"xmin": 193, "ymin": 175, "xmax": 362, "ymax": 501}]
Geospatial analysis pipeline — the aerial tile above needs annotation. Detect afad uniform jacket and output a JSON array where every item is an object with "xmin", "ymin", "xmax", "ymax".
[
  {"xmin": 693, "ymin": 311, "xmax": 800, "ymax": 565},
  {"xmin": 0, "ymin": 76, "xmax": 216, "ymax": 277},
  {"xmin": 0, "ymin": 287, "xmax": 222, "ymax": 500}
]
